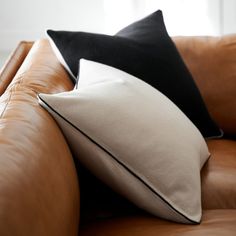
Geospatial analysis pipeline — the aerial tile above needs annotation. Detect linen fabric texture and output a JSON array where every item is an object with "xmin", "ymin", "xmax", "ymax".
[{"xmin": 38, "ymin": 59, "xmax": 210, "ymax": 224}]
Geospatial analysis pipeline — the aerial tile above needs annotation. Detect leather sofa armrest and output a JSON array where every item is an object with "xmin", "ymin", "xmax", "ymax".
[
  {"xmin": 0, "ymin": 41, "xmax": 33, "ymax": 96},
  {"xmin": 0, "ymin": 39, "xmax": 80, "ymax": 235}
]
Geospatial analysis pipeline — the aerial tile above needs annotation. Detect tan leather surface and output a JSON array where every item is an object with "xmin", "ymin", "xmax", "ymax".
[
  {"xmin": 201, "ymin": 139, "xmax": 236, "ymax": 209},
  {"xmin": 2, "ymin": 37, "xmax": 236, "ymax": 234},
  {"xmin": 79, "ymin": 210, "xmax": 236, "ymax": 236},
  {"xmin": 0, "ymin": 39, "xmax": 79, "ymax": 235},
  {"xmin": 0, "ymin": 41, "xmax": 33, "ymax": 96},
  {"xmin": 173, "ymin": 35, "xmax": 236, "ymax": 134}
]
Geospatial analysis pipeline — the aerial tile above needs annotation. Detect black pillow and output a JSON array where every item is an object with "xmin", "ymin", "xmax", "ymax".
[{"xmin": 46, "ymin": 10, "xmax": 222, "ymax": 138}]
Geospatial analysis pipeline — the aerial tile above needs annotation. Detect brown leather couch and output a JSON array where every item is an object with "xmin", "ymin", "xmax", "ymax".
[{"xmin": 1, "ymin": 35, "xmax": 236, "ymax": 235}]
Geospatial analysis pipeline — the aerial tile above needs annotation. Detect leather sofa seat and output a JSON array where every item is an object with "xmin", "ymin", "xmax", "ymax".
[
  {"xmin": 202, "ymin": 139, "xmax": 236, "ymax": 209},
  {"xmin": 80, "ymin": 210, "xmax": 236, "ymax": 236}
]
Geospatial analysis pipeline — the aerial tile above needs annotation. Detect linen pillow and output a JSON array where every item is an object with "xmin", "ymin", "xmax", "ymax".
[
  {"xmin": 46, "ymin": 10, "xmax": 221, "ymax": 139},
  {"xmin": 38, "ymin": 59, "xmax": 210, "ymax": 224}
]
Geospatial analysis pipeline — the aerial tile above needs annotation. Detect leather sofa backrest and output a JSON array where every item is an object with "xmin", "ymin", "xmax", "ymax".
[
  {"xmin": 0, "ymin": 41, "xmax": 33, "ymax": 96},
  {"xmin": 173, "ymin": 34, "xmax": 236, "ymax": 135}
]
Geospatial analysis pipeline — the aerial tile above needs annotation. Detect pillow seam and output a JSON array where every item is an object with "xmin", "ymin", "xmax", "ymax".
[{"xmin": 38, "ymin": 94, "xmax": 199, "ymax": 224}]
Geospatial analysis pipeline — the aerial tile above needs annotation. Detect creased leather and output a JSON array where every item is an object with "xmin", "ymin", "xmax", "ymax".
[{"xmin": 0, "ymin": 39, "xmax": 79, "ymax": 235}]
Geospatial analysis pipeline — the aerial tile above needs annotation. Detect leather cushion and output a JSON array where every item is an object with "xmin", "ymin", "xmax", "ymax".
[
  {"xmin": 174, "ymin": 35, "xmax": 236, "ymax": 135},
  {"xmin": 202, "ymin": 139, "xmax": 236, "ymax": 209}
]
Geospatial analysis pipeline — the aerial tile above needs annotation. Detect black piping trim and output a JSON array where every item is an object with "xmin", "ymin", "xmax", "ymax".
[{"xmin": 38, "ymin": 94, "xmax": 199, "ymax": 224}]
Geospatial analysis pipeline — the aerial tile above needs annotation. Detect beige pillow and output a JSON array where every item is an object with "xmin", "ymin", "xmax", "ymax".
[{"xmin": 38, "ymin": 59, "xmax": 209, "ymax": 224}]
